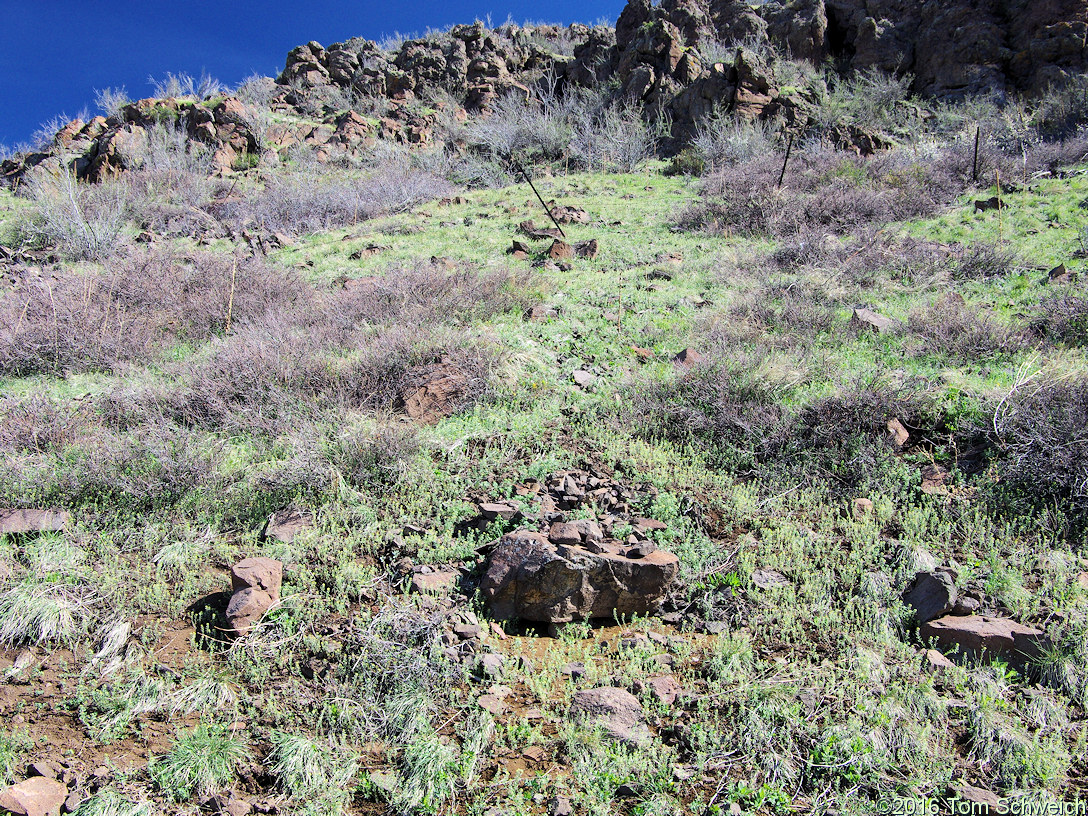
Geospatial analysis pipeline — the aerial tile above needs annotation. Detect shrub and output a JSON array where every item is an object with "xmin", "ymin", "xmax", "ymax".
[
  {"xmin": 1030, "ymin": 295, "xmax": 1088, "ymax": 347},
  {"xmin": 22, "ymin": 163, "xmax": 127, "ymax": 261},
  {"xmin": 728, "ymin": 281, "xmax": 837, "ymax": 340},
  {"xmin": 214, "ymin": 161, "xmax": 452, "ymax": 236},
  {"xmin": 149, "ymin": 723, "xmax": 249, "ymax": 801},
  {"xmin": 569, "ymin": 99, "xmax": 657, "ymax": 173},
  {"xmin": 629, "ymin": 363, "xmax": 937, "ymax": 492},
  {"xmin": 464, "ymin": 90, "xmax": 571, "ymax": 165},
  {"xmin": 908, "ymin": 296, "xmax": 1020, "ymax": 362},
  {"xmin": 94, "ymin": 87, "xmax": 131, "ymax": 119},
  {"xmin": 690, "ymin": 116, "xmax": 780, "ymax": 172},
  {"xmin": 991, "ymin": 377, "xmax": 1088, "ymax": 535},
  {"xmin": 0, "ymin": 247, "xmax": 303, "ymax": 376}
]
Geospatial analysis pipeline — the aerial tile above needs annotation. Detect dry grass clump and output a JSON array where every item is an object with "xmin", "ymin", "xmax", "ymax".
[{"xmin": 0, "ymin": 247, "xmax": 304, "ymax": 376}]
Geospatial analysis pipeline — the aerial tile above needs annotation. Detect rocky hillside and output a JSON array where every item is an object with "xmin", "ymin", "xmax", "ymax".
[
  {"xmin": 0, "ymin": 2, "xmax": 1087, "ymax": 815},
  {"xmin": 4, "ymin": 0, "xmax": 1087, "ymax": 185}
]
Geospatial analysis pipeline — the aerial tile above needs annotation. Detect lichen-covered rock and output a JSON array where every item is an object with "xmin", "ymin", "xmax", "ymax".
[{"xmin": 481, "ymin": 529, "xmax": 679, "ymax": 623}]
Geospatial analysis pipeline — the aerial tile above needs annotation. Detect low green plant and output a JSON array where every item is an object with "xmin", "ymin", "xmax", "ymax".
[
  {"xmin": 268, "ymin": 731, "xmax": 358, "ymax": 812},
  {"xmin": 149, "ymin": 723, "xmax": 249, "ymax": 801}
]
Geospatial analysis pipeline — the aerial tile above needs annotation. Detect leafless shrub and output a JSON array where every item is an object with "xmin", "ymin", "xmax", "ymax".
[
  {"xmin": 679, "ymin": 141, "xmax": 1025, "ymax": 239},
  {"xmin": 215, "ymin": 162, "xmax": 452, "ymax": 236},
  {"xmin": 728, "ymin": 281, "xmax": 837, "ymax": 340},
  {"xmin": 949, "ymin": 242, "xmax": 1019, "ymax": 282},
  {"xmin": 0, "ymin": 248, "xmax": 304, "ymax": 376},
  {"xmin": 1030, "ymin": 295, "xmax": 1088, "ymax": 347},
  {"xmin": 691, "ymin": 115, "xmax": 780, "ymax": 171},
  {"xmin": 337, "ymin": 263, "xmax": 535, "ymax": 326},
  {"xmin": 465, "ymin": 91, "xmax": 571, "ymax": 165},
  {"xmin": 0, "ymin": 420, "xmax": 211, "ymax": 513},
  {"xmin": 95, "ymin": 87, "xmax": 131, "ymax": 119},
  {"xmin": 570, "ymin": 99, "xmax": 657, "ymax": 172},
  {"xmin": 330, "ymin": 423, "xmax": 421, "ymax": 491},
  {"xmin": 992, "ymin": 376, "xmax": 1088, "ymax": 534},
  {"xmin": 908, "ymin": 296, "xmax": 1021, "ymax": 362},
  {"xmin": 629, "ymin": 362, "xmax": 926, "ymax": 490},
  {"xmin": 0, "ymin": 395, "xmax": 91, "ymax": 454},
  {"xmin": 23, "ymin": 164, "xmax": 127, "ymax": 261}
]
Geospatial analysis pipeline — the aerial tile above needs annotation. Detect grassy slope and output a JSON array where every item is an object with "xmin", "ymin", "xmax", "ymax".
[{"xmin": 0, "ymin": 157, "xmax": 1086, "ymax": 814}]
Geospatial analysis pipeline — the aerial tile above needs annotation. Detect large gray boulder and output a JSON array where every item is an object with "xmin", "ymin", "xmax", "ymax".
[{"xmin": 481, "ymin": 530, "xmax": 680, "ymax": 623}]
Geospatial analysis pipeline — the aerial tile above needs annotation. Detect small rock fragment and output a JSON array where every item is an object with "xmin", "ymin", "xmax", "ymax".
[
  {"xmin": 903, "ymin": 571, "xmax": 958, "ymax": 624},
  {"xmin": 671, "ymin": 348, "xmax": 704, "ymax": 368},
  {"xmin": 851, "ymin": 307, "xmax": 896, "ymax": 334},
  {"xmin": 0, "ymin": 777, "xmax": 67, "ymax": 816}
]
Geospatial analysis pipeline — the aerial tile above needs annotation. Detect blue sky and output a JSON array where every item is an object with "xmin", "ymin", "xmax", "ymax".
[{"xmin": 0, "ymin": 0, "xmax": 624, "ymax": 149}]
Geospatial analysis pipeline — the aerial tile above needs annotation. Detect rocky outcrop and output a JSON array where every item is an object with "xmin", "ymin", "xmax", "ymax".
[
  {"xmin": 277, "ymin": 23, "xmax": 597, "ymax": 113},
  {"xmin": 481, "ymin": 529, "xmax": 680, "ymax": 623},
  {"xmin": 625, "ymin": 0, "xmax": 1088, "ymax": 103}
]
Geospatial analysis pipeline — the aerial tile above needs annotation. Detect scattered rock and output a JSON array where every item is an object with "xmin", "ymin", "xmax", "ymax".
[
  {"xmin": 575, "ymin": 239, "xmax": 599, "ymax": 259},
  {"xmin": 548, "ymin": 521, "xmax": 583, "ymax": 547},
  {"xmin": 850, "ymin": 307, "xmax": 896, "ymax": 334},
  {"xmin": 952, "ymin": 596, "xmax": 981, "ymax": 615},
  {"xmin": 261, "ymin": 509, "xmax": 313, "ymax": 544},
  {"xmin": 478, "ymin": 653, "xmax": 505, "ymax": 679},
  {"xmin": 920, "ymin": 615, "xmax": 1047, "ymax": 670},
  {"xmin": 507, "ymin": 239, "xmax": 532, "ymax": 256},
  {"xmin": 635, "ymin": 675, "xmax": 683, "ymax": 705},
  {"xmin": 560, "ymin": 661, "xmax": 587, "ymax": 679},
  {"xmin": 949, "ymin": 783, "xmax": 1002, "ymax": 813},
  {"xmin": 920, "ymin": 463, "xmax": 952, "ymax": 495},
  {"xmin": 922, "ymin": 648, "xmax": 956, "ymax": 672},
  {"xmin": 0, "ymin": 777, "xmax": 67, "ymax": 816},
  {"xmin": 550, "ymin": 206, "xmax": 590, "ymax": 225},
  {"xmin": 548, "ymin": 240, "xmax": 574, "ymax": 260},
  {"xmin": 481, "ymin": 529, "xmax": 679, "ymax": 623},
  {"xmin": 852, "ymin": 498, "xmax": 874, "ymax": 519},
  {"xmin": 568, "ymin": 687, "xmax": 649, "ymax": 745},
  {"xmin": 454, "ymin": 623, "xmax": 482, "ymax": 639},
  {"xmin": 572, "ymin": 370, "xmax": 597, "ymax": 389},
  {"xmin": 671, "ymin": 348, "xmax": 704, "ymax": 368},
  {"xmin": 526, "ymin": 304, "xmax": 559, "ymax": 322},
  {"xmin": 1047, "ymin": 263, "xmax": 1075, "ymax": 284},
  {"xmin": 477, "ymin": 694, "xmax": 509, "ymax": 716},
  {"xmin": 227, "ymin": 557, "xmax": 283, "ymax": 637},
  {"xmin": 0, "ymin": 509, "xmax": 70, "ymax": 536},
  {"xmin": 751, "ymin": 569, "xmax": 790, "ymax": 590},
  {"xmin": 903, "ymin": 571, "xmax": 958, "ymax": 624},
  {"xmin": 1078, "ymin": 572, "xmax": 1088, "ymax": 591},
  {"xmin": 974, "ymin": 197, "xmax": 1003, "ymax": 213},
  {"xmin": 631, "ymin": 517, "xmax": 666, "ymax": 534},
  {"xmin": 886, "ymin": 418, "xmax": 910, "ymax": 448},
  {"xmin": 479, "ymin": 502, "xmax": 518, "ymax": 520},
  {"xmin": 410, "ymin": 571, "xmax": 458, "ymax": 595},
  {"xmin": 204, "ymin": 792, "xmax": 253, "ymax": 816},
  {"xmin": 401, "ymin": 360, "xmax": 472, "ymax": 424}
]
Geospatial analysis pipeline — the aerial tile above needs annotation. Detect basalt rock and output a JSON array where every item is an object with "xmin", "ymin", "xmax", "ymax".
[
  {"xmin": 481, "ymin": 529, "xmax": 680, "ymax": 623},
  {"xmin": 227, "ymin": 557, "xmax": 283, "ymax": 637}
]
